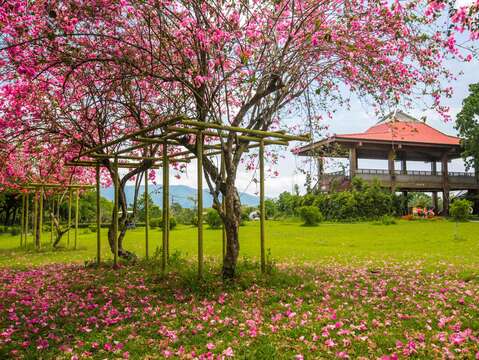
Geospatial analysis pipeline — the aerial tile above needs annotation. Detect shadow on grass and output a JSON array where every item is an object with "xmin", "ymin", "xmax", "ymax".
[{"xmin": 79, "ymin": 251, "xmax": 312, "ymax": 303}]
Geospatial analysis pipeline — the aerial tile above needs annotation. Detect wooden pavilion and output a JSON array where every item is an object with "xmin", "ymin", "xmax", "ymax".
[{"xmin": 295, "ymin": 111, "xmax": 479, "ymax": 214}]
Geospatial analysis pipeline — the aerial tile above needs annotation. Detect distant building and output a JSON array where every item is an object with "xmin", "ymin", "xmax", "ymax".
[{"xmin": 295, "ymin": 111, "xmax": 479, "ymax": 214}]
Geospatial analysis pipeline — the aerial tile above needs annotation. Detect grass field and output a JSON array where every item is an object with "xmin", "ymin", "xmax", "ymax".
[
  {"xmin": 1, "ymin": 219, "xmax": 479, "ymax": 359},
  {"xmin": 1, "ymin": 219, "xmax": 478, "ymax": 270}
]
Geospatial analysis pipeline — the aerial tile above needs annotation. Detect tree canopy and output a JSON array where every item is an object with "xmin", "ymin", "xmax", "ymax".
[{"xmin": 456, "ymin": 83, "xmax": 479, "ymax": 171}]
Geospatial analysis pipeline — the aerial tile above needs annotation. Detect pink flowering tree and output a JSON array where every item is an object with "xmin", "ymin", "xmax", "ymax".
[
  {"xmin": 0, "ymin": 0, "xmax": 477, "ymax": 277},
  {"xmin": 0, "ymin": 69, "xmax": 170, "ymax": 257}
]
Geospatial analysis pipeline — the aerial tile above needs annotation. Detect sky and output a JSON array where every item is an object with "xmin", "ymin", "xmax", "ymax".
[{"xmin": 163, "ymin": 57, "xmax": 479, "ymax": 198}]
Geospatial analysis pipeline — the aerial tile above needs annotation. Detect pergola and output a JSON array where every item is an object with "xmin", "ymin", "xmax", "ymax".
[
  {"xmin": 67, "ymin": 116, "xmax": 308, "ymax": 277},
  {"xmin": 19, "ymin": 183, "xmax": 95, "ymax": 250}
]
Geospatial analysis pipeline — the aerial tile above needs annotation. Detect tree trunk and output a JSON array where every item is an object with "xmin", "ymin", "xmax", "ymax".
[
  {"xmin": 221, "ymin": 181, "xmax": 242, "ymax": 279},
  {"xmin": 4, "ymin": 207, "xmax": 11, "ymax": 226},
  {"xmin": 51, "ymin": 213, "xmax": 70, "ymax": 248},
  {"xmin": 106, "ymin": 183, "xmax": 137, "ymax": 261}
]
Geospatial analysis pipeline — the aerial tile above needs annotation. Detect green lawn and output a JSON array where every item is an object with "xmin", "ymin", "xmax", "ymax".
[
  {"xmin": 2, "ymin": 219, "xmax": 479, "ymax": 359},
  {"xmin": 1, "ymin": 219, "xmax": 478, "ymax": 270}
]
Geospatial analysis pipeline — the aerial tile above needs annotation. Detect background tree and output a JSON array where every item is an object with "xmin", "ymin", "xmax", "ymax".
[
  {"xmin": 137, "ymin": 194, "xmax": 162, "ymax": 223},
  {"xmin": 409, "ymin": 193, "xmax": 432, "ymax": 209},
  {"xmin": 456, "ymin": 83, "xmax": 479, "ymax": 171}
]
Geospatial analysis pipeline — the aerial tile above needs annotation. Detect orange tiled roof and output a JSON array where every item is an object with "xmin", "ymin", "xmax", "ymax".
[{"xmin": 335, "ymin": 114, "xmax": 460, "ymax": 146}]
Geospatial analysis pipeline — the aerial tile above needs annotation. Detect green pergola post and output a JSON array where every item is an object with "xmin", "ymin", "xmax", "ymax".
[
  {"xmin": 113, "ymin": 156, "xmax": 119, "ymax": 267},
  {"xmin": 221, "ymin": 153, "xmax": 226, "ymax": 262},
  {"xmin": 33, "ymin": 191, "xmax": 38, "ymax": 248},
  {"xmin": 74, "ymin": 188, "xmax": 79, "ymax": 250},
  {"xmin": 96, "ymin": 164, "xmax": 101, "ymax": 265},
  {"xmin": 38, "ymin": 187, "xmax": 44, "ymax": 249},
  {"xmin": 162, "ymin": 142, "xmax": 168, "ymax": 274},
  {"xmin": 166, "ymin": 156, "xmax": 170, "ymax": 260},
  {"xmin": 144, "ymin": 171, "xmax": 149, "ymax": 260},
  {"xmin": 25, "ymin": 193, "xmax": 29, "ymax": 248},
  {"xmin": 50, "ymin": 196, "xmax": 54, "ymax": 244},
  {"xmin": 197, "ymin": 131, "xmax": 204, "ymax": 278},
  {"xmin": 20, "ymin": 193, "xmax": 25, "ymax": 248},
  {"xmin": 259, "ymin": 140, "xmax": 266, "ymax": 273},
  {"xmin": 68, "ymin": 190, "xmax": 72, "ymax": 247}
]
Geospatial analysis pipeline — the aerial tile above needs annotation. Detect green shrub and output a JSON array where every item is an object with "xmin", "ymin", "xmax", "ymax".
[
  {"xmin": 9, "ymin": 227, "xmax": 20, "ymax": 236},
  {"xmin": 150, "ymin": 218, "xmax": 161, "ymax": 228},
  {"xmin": 380, "ymin": 215, "xmax": 396, "ymax": 225},
  {"xmin": 89, "ymin": 224, "xmax": 97, "ymax": 233},
  {"xmin": 176, "ymin": 208, "xmax": 196, "ymax": 225},
  {"xmin": 152, "ymin": 217, "xmax": 177, "ymax": 230},
  {"xmin": 206, "ymin": 209, "xmax": 222, "ymax": 229},
  {"xmin": 450, "ymin": 199, "xmax": 473, "ymax": 221},
  {"xmin": 240, "ymin": 207, "xmax": 254, "ymax": 225},
  {"xmin": 299, "ymin": 206, "xmax": 323, "ymax": 226}
]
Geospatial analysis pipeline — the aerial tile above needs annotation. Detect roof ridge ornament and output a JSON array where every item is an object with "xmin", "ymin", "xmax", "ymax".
[{"xmin": 377, "ymin": 110, "xmax": 422, "ymax": 124}]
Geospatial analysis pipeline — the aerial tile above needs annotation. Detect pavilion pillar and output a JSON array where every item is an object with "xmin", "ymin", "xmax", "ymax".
[
  {"xmin": 113, "ymin": 156, "xmax": 119, "ymax": 267},
  {"xmin": 259, "ymin": 139, "xmax": 266, "ymax": 273},
  {"xmin": 431, "ymin": 161, "xmax": 439, "ymax": 212},
  {"xmin": 349, "ymin": 147, "xmax": 357, "ymax": 178},
  {"xmin": 441, "ymin": 153, "xmax": 450, "ymax": 215},
  {"xmin": 317, "ymin": 157, "xmax": 324, "ymax": 178},
  {"xmin": 388, "ymin": 149, "xmax": 396, "ymax": 191},
  {"xmin": 197, "ymin": 131, "xmax": 204, "ymax": 279},
  {"xmin": 401, "ymin": 157, "xmax": 407, "ymax": 175},
  {"xmin": 96, "ymin": 164, "xmax": 101, "ymax": 265},
  {"xmin": 402, "ymin": 191, "xmax": 408, "ymax": 214},
  {"xmin": 432, "ymin": 192, "xmax": 439, "ymax": 212},
  {"xmin": 144, "ymin": 170, "xmax": 149, "ymax": 260}
]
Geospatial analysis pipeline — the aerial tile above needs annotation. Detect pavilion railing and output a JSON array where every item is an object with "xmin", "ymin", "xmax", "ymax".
[{"xmin": 320, "ymin": 169, "xmax": 476, "ymax": 178}]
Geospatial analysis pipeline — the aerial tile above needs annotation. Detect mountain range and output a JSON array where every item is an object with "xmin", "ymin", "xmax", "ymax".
[{"xmin": 101, "ymin": 184, "xmax": 259, "ymax": 209}]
